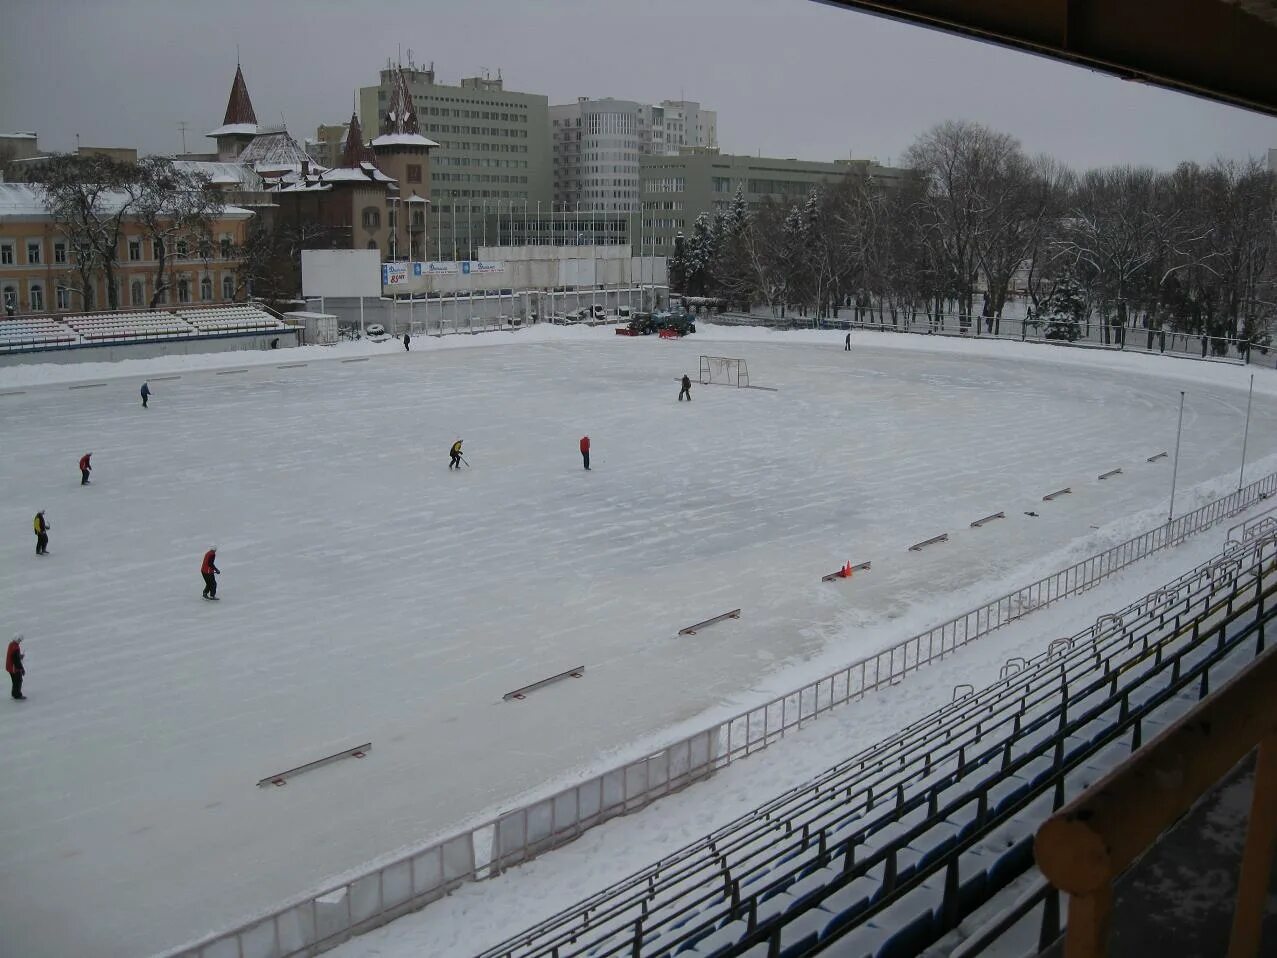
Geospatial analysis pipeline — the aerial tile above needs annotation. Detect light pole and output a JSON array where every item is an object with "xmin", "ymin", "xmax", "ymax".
[
  {"xmin": 1169, "ymin": 390, "xmax": 1186, "ymax": 523},
  {"xmin": 1239, "ymin": 373, "xmax": 1255, "ymax": 490}
]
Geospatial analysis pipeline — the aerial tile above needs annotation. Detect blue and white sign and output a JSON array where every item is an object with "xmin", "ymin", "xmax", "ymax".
[
  {"xmin": 422, "ymin": 261, "xmax": 458, "ymax": 275},
  {"xmin": 413, "ymin": 262, "xmax": 422, "ymax": 277},
  {"xmin": 461, "ymin": 260, "xmax": 504, "ymax": 275},
  {"xmin": 382, "ymin": 263, "xmax": 408, "ymax": 286}
]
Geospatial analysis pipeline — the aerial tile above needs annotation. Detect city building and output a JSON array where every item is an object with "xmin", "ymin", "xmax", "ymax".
[
  {"xmin": 0, "ymin": 182, "xmax": 254, "ymax": 316},
  {"xmin": 0, "ymin": 132, "xmax": 42, "ymax": 166},
  {"xmin": 207, "ymin": 63, "xmax": 259, "ymax": 163},
  {"xmin": 551, "ymin": 98, "xmax": 644, "ymax": 214},
  {"xmin": 360, "ymin": 59, "xmax": 550, "ymax": 253},
  {"xmin": 306, "ymin": 123, "xmax": 349, "ymax": 169},
  {"xmin": 368, "ymin": 66, "xmax": 439, "ymax": 261},
  {"xmin": 639, "ymin": 101, "xmax": 717, "ymax": 155},
  {"xmin": 638, "ymin": 149, "xmax": 907, "ymax": 252}
]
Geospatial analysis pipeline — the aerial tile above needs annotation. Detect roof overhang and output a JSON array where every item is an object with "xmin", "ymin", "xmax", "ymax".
[{"xmin": 812, "ymin": 0, "xmax": 1277, "ymax": 117}]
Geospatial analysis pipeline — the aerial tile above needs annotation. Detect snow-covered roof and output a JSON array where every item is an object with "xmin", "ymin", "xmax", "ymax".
[
  {"xmin": 1, "ymin": 131, "xmax": 38, "ymax": 139},
  {"xmin": 371, "ymin": 132, "xmax": 440, "ymax": 149},
  {"xmin": 171, "ymin": 161, "xmax": 267, "ymax": 191},
  {"xmin": 207, "ymin": 122, "xmax": 258, "ymax": 138},
  {"xmin": 236, "ymin": 130, "xmax": 314, "ymax": 175},
  {"xmin": 0, "ymin": 182, "xmax": 255, "ymax": 221}
]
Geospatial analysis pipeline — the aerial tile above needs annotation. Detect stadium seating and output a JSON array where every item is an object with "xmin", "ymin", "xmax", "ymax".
[
  {"xmin": 176, "ymin": 305, "xmax": 286, "ymax": 333},
  {"xmin": 0, "ymin": 316, "xmax": 76, "ymax": 348},
  {"xmin": 477, "ymin": 534, "xmax": 1277, "ymax": 958},
  {"xmin": 62, "ymin": 310, "xmax": 195, "ymax": 342}
]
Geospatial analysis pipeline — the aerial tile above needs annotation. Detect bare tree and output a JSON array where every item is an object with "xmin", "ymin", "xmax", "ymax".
[{"xmin": 131, "ymin": 158, "xmax": 225, "ymax": 308}]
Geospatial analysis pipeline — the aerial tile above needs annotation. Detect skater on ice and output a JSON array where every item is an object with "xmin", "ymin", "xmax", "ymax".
[
  {"xmin": 449, "ymin": 439, "xmax": 465, "ymax": 470},
  {"xmin": 201, "ymin": 547, "xmax": 220, "ymax": 599},
  {"xmin": 140, "ymin": 381, "xmax": 150, "ymax": 407},
  {"xmin": 79, "ymin": 452, "xmax": 92, "ymax": 485},
  {"xmin": 6, "ymin": 634, "xmax": 24, "ymax": 700},
  {"xmin": 679, "ymin": 374, "xmax": 692, "ymax": 402},
  {"xmin": 845, "ymin": 332, "xmax": 851, "ymax": 351},
  {"xmin": 403, "ymin": 332, "xmax": 411, "ymax": 351},
  {"xmin": 580, "ymin": 435, "xmax": 591, "ymax": 470},
  {"xmin": 33, "ymin": 509, "xmax": 49, "ymax": 555}
]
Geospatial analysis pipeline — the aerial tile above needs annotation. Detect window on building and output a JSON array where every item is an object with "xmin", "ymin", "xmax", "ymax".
[
  {"xmin": 177, "ymin": 278, "xmax": 190, "ymax": 304},
  {"xmin": 54, "ymin": 242, "xmax": 67, "ymax": 264},
  {"xmin": 362, "ymin": 207, "xmax": 381, "ymax": 229},
  {"xmin": 222, "ymin": 275, "xmax": 235, "ymax": 300},
  {"xmin": 155, "ymin": 285, "xmax": 166, "ymax": 305},
  {"xmin": 152, "ymin": 239, "xmax": 163, "ymax": 260},
  {"xmin": 407, "ymin": 164, "xmax": 422, "ymax": 183},
  {"xmin": 26, "ymin": 241, "xmax": 41, "ymax": 264},
  {"xmin": 220, "ymin": 236, "xmax": 232, "ymax": 259},
  {"xmin": 367, "ymin": 240, "xmax": 379, "ymax": 253},
  {"xmin": 128, "ymin": 239, "xmax": 142, "ymax": 261},
  {"xmin": 199, "ymin": 238, "xmax": 212, "ymax": 260},
  {"xmin": 29, "ymin": 283, "xmax": 43, "ymax": 311},
  {"xmin": 176, "ymin": 240, "xmax": 188, "ymax": 260},
  {"xmin": 2, "ymin": 285, "xmax": 16, "ymax": 315},
  {"xmin": 131, "ymin": 280, "xmax": 144, "ymax": 306},
  {"xmin": 56, "ymin": 286, "xmax": 71, "ymax": 310},
  {"xmin": 712, "ymin": 177, "xmax": 732, "ymax": 193},
  {"xmin": 199, "ymin": 276, "xmax": 212, "ymax": 301},
  {"xmin": 0, "ymin": 242, "xmax": 12, "ymax": 265}
]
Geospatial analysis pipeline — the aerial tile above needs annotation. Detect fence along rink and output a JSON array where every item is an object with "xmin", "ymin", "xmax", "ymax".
[
  {"xmin": 699, "ymin": 354, "xmax": 749, "ymax": 387},
  {"xmin": 161, "ymin": 469, "xmax": 1277, "ymax": 958}
]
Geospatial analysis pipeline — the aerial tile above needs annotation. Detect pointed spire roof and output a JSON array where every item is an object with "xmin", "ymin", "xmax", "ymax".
[
  {"xmin": 371, "ymin": 66, "xmax": 440, "ymax": 151},
  {"xmin": 340, "ymin": 110, "xmax": 374, "ymax": 168},
  {"xmin": 208, "ymin": 63, "xmax": 259, "ymax": 138}
]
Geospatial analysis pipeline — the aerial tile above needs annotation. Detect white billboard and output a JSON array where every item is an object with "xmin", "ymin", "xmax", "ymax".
[{"xmin": 301, "ymin": 249, "xmax": 381, "ymax": 298}]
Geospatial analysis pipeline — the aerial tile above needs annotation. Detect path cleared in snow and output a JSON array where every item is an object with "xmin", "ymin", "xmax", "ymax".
[{"xmin": 0, "ymin": 328, "xmax": 1274, "ymax": 957}]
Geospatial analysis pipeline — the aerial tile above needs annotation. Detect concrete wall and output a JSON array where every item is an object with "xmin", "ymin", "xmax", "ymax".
[{"xmin": 0, "ymin": 328, "xmax": 300, "ymax": 367}]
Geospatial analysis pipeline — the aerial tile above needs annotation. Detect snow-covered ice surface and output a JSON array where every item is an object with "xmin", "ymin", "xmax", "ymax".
[{"xmin": 1, "ymin": 325, "xmax": 1275, "ymax": 958}]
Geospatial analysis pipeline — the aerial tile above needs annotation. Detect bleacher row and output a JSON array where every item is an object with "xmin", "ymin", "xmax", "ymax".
[
  {"xmin": 479, "ymin": 534, "xmax": 1277, "ymax": 958},
  {"xmin": 0, "ymin": 306, "xmax": 286, "ymax": 349}
]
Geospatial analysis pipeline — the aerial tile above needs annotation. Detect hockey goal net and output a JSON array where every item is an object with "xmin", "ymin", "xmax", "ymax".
[{"xmin": 699, "ymin": 355, "xmax": 750, "ymax": 388}]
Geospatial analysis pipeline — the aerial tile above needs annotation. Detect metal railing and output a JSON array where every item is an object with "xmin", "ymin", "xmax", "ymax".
[{"xmin": 159, "ymin": 469, "xmax": 1277, "ymax": 958}]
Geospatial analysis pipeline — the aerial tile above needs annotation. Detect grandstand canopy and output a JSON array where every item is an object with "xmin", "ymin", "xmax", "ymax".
[{"xmin": 815, "ymin": 0, "xmax": 1277, "ymax": 117}]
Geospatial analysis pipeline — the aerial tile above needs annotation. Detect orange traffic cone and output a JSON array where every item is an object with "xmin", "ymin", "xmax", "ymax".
[{"xmin": 841, "ymin": 561, "xmax": 853, "ymax": 578}]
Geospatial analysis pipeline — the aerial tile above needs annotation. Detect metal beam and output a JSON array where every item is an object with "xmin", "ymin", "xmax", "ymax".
[{"xmin": 814, "ymin": 0, "xmax": 1277, "ymax": 118}]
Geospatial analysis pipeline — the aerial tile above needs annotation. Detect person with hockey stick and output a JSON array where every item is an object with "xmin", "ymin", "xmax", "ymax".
[
  {"xmin": 6, "ymin": 634, "xmax": 25, "ymax": 700},
  {"xmin": 33, "ymin": 509, "xmax": 49, "ymax": 555},
  {"xmin": 201, "ymin": 546, "xmax": 220, "ymax": 600},
  {"xmin": 678, "ymin": 374, "xmax": 692, "ymax": 402},
  {"xmin": 580, "ymin": 435, "xmax": 591, "ymax": 470},
  {"xmin": 449, "ymin": 439, "xmax": 464, "ymax": 470},
  {"xmin": 845, "ymin": 332, "xmax": 851, "ymax": 351},
  {"xmin": 79, "ymin": 452, "xmax": 92, "ymax": 485}
]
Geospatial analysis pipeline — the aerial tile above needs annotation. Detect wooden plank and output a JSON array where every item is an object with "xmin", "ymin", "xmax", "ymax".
[
  {"xmin": 679, "ymin": 609, "xmax": 742, "ymax": 635},
  {"xmin": 68, "ymin": 382, "xmax": 108, "ymax": 390},
  {"xmin": 1097, "ymin": 468, "xmax": 1123, "ymax": 480},
  {"xmin": 1147, "ymin": 451, "xmax": 1169, "ymax": 462},
  {"xmin": 503, "ymin": 666, "xmax": 586, "ymax": 701},
  {"xmin": 1042, "ymin": 487, "xmax": 1072, "ymax": 501},
  {"xmin": 970, "ymin": 511, "xmax": 1006, "ymax": 528},
  {"xmin": 908, "ymin": 533, "xmax": 949, "ymax": 552},
  {"xmin": 256, "ymin": 743, "xmax": 371, "ymax": 788},
  {"xmin": 822, "ymin": 561, "xmax": 872, "ymax": 582}
]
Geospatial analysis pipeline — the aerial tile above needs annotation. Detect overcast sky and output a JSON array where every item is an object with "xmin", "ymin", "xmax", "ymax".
[{"xmin": 2, "ymin": 0, "xmax": 1274, "ymax": 171}]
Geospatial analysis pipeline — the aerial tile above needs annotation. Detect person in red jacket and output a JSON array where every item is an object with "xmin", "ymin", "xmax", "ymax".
[
  {"xmin": 6, "ymin": 634, "xmax": 25, "ymax": 700},
  {"xmin": 579, "ymin": 435, "xmax": 590, "ymax": 470},
  {"xmin": 201, "ymin": 547, "xmax": 220, "ymax": 600},
  {"xmin": 79, "ymin": 452, "xmax": 92, "ymax": 485}
]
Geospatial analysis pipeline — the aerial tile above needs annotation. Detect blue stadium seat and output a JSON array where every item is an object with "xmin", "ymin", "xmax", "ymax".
[
  {"xmin": 875, "ymin": 910, "xmax": 936, "ymax": 958},
  {"xmin": 987, "ymin": 836, "xmax": 1035, "ymax": 891}
]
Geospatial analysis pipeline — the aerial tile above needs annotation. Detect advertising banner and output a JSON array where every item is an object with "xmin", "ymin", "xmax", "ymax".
[
  {"xmin": 461, "ymin": 260, "xmax": 504, "ymax": 275},
  {"xmin": 382, "ymin": 263, "xmax": 409, "ymax": 286},
  {"xmin": 420, "ymin": 261, "xmax": 458, "ymax": 275}
]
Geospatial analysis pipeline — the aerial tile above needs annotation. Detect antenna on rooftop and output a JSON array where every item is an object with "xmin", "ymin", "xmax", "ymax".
[
  {"xmin": 178, "ymin": 121, "xmax": 189, "ymax": 154},
  {"xmin": 236, "ymin": 42, "xmax": 241, "ymax": 67}
]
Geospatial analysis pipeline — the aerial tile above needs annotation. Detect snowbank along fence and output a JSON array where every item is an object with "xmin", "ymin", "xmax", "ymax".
[{"xmin": 161, "ymin": 469, "xmax": 1277, "ymax": 958}]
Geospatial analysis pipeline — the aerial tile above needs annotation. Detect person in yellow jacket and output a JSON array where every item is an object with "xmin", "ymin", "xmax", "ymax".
[
  {"xmin": 33, "ymin": 509, "xmax": 50, "ymax": 555},
  {"xmin": 449, "ymin": 439, "xmax": 465, "ymax": 470}
]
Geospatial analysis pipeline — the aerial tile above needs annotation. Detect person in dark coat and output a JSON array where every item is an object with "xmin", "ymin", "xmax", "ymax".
[
  {"xmin": 678, "ymin": 374, "xmax": 692, "ymax": 402},
  {"xmin": 140, "ymin": 381, "xmax": 151, "ymax": 408},
  {"xmin": 79, "ymin": 452, "xmax": 92, "ymax": 485},
  {"xmin": 845, "ymin": 332, "xmax": 851, "ymax": 351},
  {"xmin": 201, "ymin": 547, "xmax": 220, "ymax": 599},
  {"xmin": 33, "ymin": 509, "xmax": 49, "ymax": 555},
  {"xmin": 403, "ymin": 332, "xmax": 411, "ymax": 351},
  {"xmin": 580, "ymin": 435, "xmax": 591, "ymax": 470},
  {"xmin": 449, "ymin": 439, "xmax": 464, "ymax": 470},
  {"xmin": 6, "ymin": 634, "xmax": 25, "ymax": 700}
]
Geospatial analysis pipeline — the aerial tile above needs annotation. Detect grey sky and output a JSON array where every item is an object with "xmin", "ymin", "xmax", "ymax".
[{"xmin": 2, "ymin": 0, "xmax": 1275, "ymax": 171}]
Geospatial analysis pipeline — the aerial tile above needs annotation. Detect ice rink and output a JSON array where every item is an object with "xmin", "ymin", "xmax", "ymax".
[{"xmin": 2, "ymin": 328, "xmax": 1274, "ymax": 957}]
